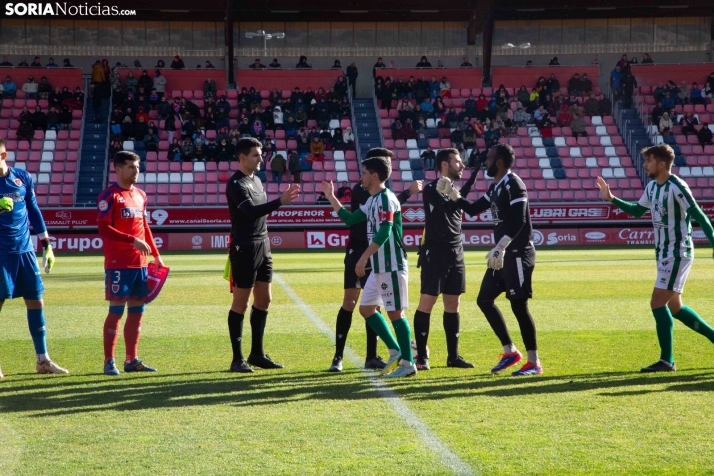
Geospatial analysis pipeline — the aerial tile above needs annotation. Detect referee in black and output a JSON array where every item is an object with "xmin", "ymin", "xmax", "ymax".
[
  {"xmin": 329, "ymin": 147, "xmax": 422, "ymax": 372},
  {"xmin": 226, "ymin": 137, "xmax": 300, "ymax": 373},
  {"xmin": 437, "ymin": 143, "xmax": 541, "ymax": 376},
  {"xmin": 413, "ymin": 148, "xmax": 476, "ymax": 370}
]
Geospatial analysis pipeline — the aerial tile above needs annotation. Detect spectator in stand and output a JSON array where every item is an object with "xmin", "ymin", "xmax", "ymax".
[
  {"xmin": 171, "ymin": 55, "xmax": 185, "ymax": 70},
  {"xmin": 621, "ymin": 71, "xmax": 637, "ymax": 109},
  {"xmin": 665, "ymin": 80, "xmax": 680, "ymax": 99},
  {"xmin": 390, "ymin": 119, "xmax": 404, "ymax": 140},
  {"xmin": 680, "ymin": 112, "xmax": 699, "ymax": 138},
  {"xmin": 36, "ymin": 76, "xmax": 52, "ymax": 100},
  {"xmin": 30, "ymin": 56, "xmax": 41, "ymax": 67},
  {"xmin": 580, "ymin": 73, "xmax": 593, "ymax": 96},
  {"xmin": 617, "ymin": 54, "xmax": 629, "ymax": 71},
  {"xmin": 331, "ymin": 127, "xmax": 345, "ymax": 150},
  {"xmin": 181, "ymin": 138, "xmax": 194, "ymax": 161},
  {"xmin": 678, "ymin": 81, "xmax": 691, "ymax": 105},
  {"xmin": 144, "ymin": 127, "xmax": 159, "ymax": 152},
  {"xmin": 90, "ymin": 83, "xmax": 103, "ymax": 123},
  {"xmin": 17, "ymin": 119, "xmax": 34, "ymax": 142},
  {"xmin": 460, "ymin": 57, "xmax": 473, "ymax": 67},
  {"xmin": 309, "ymin": 136, "xmax": 325, "ymax": 162},
  {"xmin": 421, "ymin": 146, "xmax": 436, "ymax": 170},
  {"xmin": 288, "ymin": 150, "xmax": 301, "ymax": 183},
  {"xmin": 250, "ymin": 117, "xmax": 266, "ymax": 139},
  {"xmin": 296, "ymin": 56, "xmax": 311, "ymax": 68},
  {"xmin": 3, "ymin": 76, "xmax": 17, "ymax": 98},
  {"xmin": 526, "ymin": 60, "xmax": 533, "ymax": 66},
  {"xmin": 205, "ymin": 61, "xmax": 215, "ymax": 69},
  {"xmin": 216, "ymin": 138, "xmax": 234, "ymax": 162},
  {"xmin": 336, "ymin": 181, "xmax": 351, "ymax": 202},
  {"xmin": 46, "ymin": 106, "xmax": 61, "ymax": 130},
  {"xmin": 120, "ymin": 116, "xmax": 134, "ymax": 140},
  {"xmin": 416, "ymin": 56, "xmax": 432, "ymax": 68},
  {"xmin": 484, "ymin": 125, "xmax": 500, "ymax": 148},
  {"xmin": 661, "ymin": 92, "xmax": 675, "ymax": 109},
  {"xmin": 59, "ymin": 106, "xmax": 72, "ymax": 130},
  {"xmin": 691, "ymin": 82, "xmax": 704, "ymax": 105},
  {"xmin": 46, "ymin": 57, "xmax": 58, "ymax": 68},
  {"xmin": 548, "ymin": 57, "xmax": 560, "ymax": 65},
  {"xmin": 641, "ymin": 53, "xmax": 653, "ymax": 64},
  {"xmin": 138, "ymin": 70, "xmax": 153, "ymax": 91},
  {"xmin": 698, "ymin": 123, "xmax": 713, "ymax": 147},
  {"xmin": 31, "ymin": 106, "xmax": 47, "ymax": 131},
  {"xmin": 514, "ymin": 106, "xmax": 530, "ymax": 127},
  {"xmin": 270, "ymin": 151, "xmax": 287, "ymax": 186},
  {"xmin": 134, "ymin": 116, "xmax": 149, "ymax": 141},
  {"xmin": 652, "ymin": 82, "xmax": 665, "ymax": 102},
  {"xmin": 534, "ymin": 105, "xmax": 546, "ymax": 122},
  {"xmin": 331, "ymin": 59, "xmax": 342, "ymax": 70},
  {"xmin": 18, "ymin": 106, "xmax": 31, "ymax": 123},
  {"xmin": 704, "ymin": 82, "xmax": 714, "ymax": 102},
  {"xmin": 269, "ymin": 58, "xmax": 281, "ymax": 68},
  {"xmin": 21, "ymin": 76, "xmax": 39, "ymax": 100},
  {"xmin": 651, "ymin": 101, "xmax": 665, "ymax": 126},
  {"xmin": 568, "ymin": 73, "xmax": 582, "ymax": 97},
  {"xmin": 203, "ymin": 77, "xmax": 217, "ymax": 99},
  {"xmin": 629, "ymin": 57, "xmax": 638, "ymax": 65},
  {"xmin": 343, "ymin": 127, "xmax": 355, "ymax": 148},
  {"xmin": 571, "ymin": 112, "xmax": 587, "ymax": 138},
  {"xmin": 416, "ymin": 123, "xmax": 429, "ymax": 149},
  {"xmin": 124, "ymin": 71, "xmax": 138, "ymax": 94},
  {"xmin": 659, "ymin": 112, "xmax": 673, "ymax": 135},
  {"xmin": 63, "ymin": 58, "xmax": 73, "ymax": 67},
  {"xmin": 334, "ymin": 76, "xmax": 348, "ymax": 97},
  {"xmin": 249, "ymin": 59, "xmax": 266, "ymax": 69},
  {"xmin": 346, "ymin": 62, "xmax": 358, "ymax": 97},
  {"xmin": 373, "ymin": 57, "xmax": 386, "ymax": 79},
  {"xmin": 463, "ymin": 124, "xmax": 477, "ymax": 149},
  {"xmin": 584, "ymin": 92, "xmax": 600, "ymax": 117},
  {"xmin": 439, "ymin": 77, "xmax": 451, "ymax": 98},
  {"xmin": 610, "ymin": 66, "xmax": 622, "ymax": 99},
  {"xmin": 1, "ymin": 56, "xmax": 14, "ymax": 66},
  {"xmin": 433, "ymin": 96, "xmax": 446, "ymax": 119},
  {"xmin": 516, "ymin": 85, "xmax": 530, "ymax": 108},
  {"xmin": 599, "ymin": 94, "xmax": 611, "ymax": 116},
  {"xmin": 194, "ymin": 142, "xmax": 206, "ymax": 161},
  {"xmin": 340, "ymin": 97, "xmax": 351, "ymax": 117},
  {"xmin": 17, "ymin": 58, "xmax": 28, "ymax": 67},
  {"xmin": 155, "ymin": 59, "xmax": 165, "ymax": 68},
  {"xmin": 546, "ymin": 74, "xmax": 560, "ymax": 96},
  {"xmin": 557, "ymin": 105, "xmax": 572, "ymax": 127}
]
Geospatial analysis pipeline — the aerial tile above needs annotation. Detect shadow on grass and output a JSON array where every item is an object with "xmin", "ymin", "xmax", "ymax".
[{"xmin": 1, "ymin": 368, "xmax": 713, "ymax": 416}]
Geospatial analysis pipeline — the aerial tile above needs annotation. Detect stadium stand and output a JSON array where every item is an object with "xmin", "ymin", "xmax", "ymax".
[
  {"xmin": 631, "ymin": 64, "xmax": 714, "ymax": 199},
  {"xmin": 0, "ymin": 68, "xmax": 83, "ymax": 205}
]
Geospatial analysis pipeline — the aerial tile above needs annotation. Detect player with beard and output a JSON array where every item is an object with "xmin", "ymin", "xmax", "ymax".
[
  {"xmin": 329, "ymin": 147, "xmax": 422, "ymax": 372},
  {"xmin": 437, "ymin": 143, "xmax": 542, "ymax": 376},
  {"xmin": 412, "ymin": 148, "xmax": 477, "ymax": 370}
]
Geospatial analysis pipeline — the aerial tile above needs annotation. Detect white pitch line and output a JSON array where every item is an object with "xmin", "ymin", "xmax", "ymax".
[{"xmin": 274, "ymin": 273, "xmax": 476, "ymax": 476}]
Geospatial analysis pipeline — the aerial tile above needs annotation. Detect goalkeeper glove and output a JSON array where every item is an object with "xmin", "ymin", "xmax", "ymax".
[
  {"xmin": 41, "ymin": 239, "xmax": 55, "ymax": 273},
  {"xmin": 485, "ymin": 235, "xmax": 512, "ymax": 270},
  {"xmin": 436, "ymin": 176, "xmax": 461, "ymax": 201},
  {"xmin": 0, "ymin": 196, "xmax": 13, "ymax": 213}
]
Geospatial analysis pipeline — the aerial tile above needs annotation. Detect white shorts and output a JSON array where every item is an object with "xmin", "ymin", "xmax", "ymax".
[
  {"xmin": 654, "ymin": 257, "xmax": 692, "ymax": 294},
  {"xmin": 360, "ymin": 269, "xmax": 409, "ymax": 312}
]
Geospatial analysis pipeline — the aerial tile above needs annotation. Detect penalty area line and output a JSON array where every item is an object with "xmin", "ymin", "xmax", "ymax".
[{"xmin": 274, "ymin": 273, "xmax": 477, "ymax": 476}]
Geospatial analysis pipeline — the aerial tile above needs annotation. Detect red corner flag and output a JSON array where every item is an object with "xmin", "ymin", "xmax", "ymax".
[{"xmin": 146, "ymin": 262, "xmax": 170, "ymax": 304}]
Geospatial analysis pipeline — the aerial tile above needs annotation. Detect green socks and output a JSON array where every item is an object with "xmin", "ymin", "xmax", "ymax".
[
  {"xmin": 365, "ymin": 313, "xmax": 400, "ymax": 351},
  {"xmin": 674, "ymin": 305, "xmax": 714, "ymax": 344},
  {"xmin": 392, "ymin": 318, "xmax": 414, "ymax": 364},
  {"xmin": 652, "ymin": 306, "xmax": 674, "ymax": 364}
]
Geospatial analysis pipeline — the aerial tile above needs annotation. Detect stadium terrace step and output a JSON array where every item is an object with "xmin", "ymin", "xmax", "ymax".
[
  {"xmin": 351, "ymin": 99, "xmax": 382, "ymax": 162},
  {"xmin": 76, "ymin": 98, "xmax": 110, "ymax": 205}
]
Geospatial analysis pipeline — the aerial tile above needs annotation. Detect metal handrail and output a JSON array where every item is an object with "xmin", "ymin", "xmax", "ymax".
[
  {"xmin": 102, "ymin": 87, "xmax": 113, "ymax": 190},
  {"xmin": 346, "ymin": 84, "xmax": 361, "ymax": 165},
  {"xmin": 370, "ymin": 76, "xmax": 385, "ymax": 149}
]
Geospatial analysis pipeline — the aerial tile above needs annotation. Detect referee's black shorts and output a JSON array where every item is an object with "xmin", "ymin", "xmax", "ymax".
[
  {"xmin": 419, "ymin": 242, "xmax": 466, "ymax": 296},
  {"xmin": 477, "ymin": 248, "xmax": 535, "ymax": 301},
  {"xmin": 344, "ymin": 243, "xmax": 370, "ymax": 289},
  {"xmin": 229, "ymin": 237, "xmax": 273, "ymax": 289}
]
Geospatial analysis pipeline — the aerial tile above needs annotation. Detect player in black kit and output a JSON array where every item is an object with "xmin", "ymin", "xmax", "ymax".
[
  {"xmin": 413, "ymin": 148, "xmax": 477, "ymax": 370},
  {"xmin": 225, "ymin": 137, "xmax": 300, "ymax": 373},
  {"xmin": 329, "ymin": 147, "xmax": 422, "ymax": 372},
  {"xmin": 437, "ymin": 144, "xmax": 542, "ymax": 376}
]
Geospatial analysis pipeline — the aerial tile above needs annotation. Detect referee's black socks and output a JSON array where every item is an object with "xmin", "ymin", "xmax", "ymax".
[
  {"xmin": 335, "ymin": 307, "xmax": 352, "ymax": 358},
  {"xmin": 413, "ymin": 310, "xmax": 431, "ymax": 361},
  {"xmin": 250, "ymin": 306, "xmax": 268, "ymax": 356},
  {"xmin": 228, "ymin": 310, "xmax": 245, "ymax": 361},
  {"xmin": 443, "ymin": 312, "xmax": 460, "ymax": 360}
]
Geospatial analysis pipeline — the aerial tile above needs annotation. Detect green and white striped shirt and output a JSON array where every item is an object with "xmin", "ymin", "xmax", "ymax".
[
  {"xmin": 638, "ymin": 175, "xmax": 696, "ymax": 260},
  {"xmin": 360, "ymin": 188, "xmax": 407, "ymax": 273}
]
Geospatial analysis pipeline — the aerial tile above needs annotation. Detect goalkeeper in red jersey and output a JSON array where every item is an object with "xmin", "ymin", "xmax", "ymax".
[{"xmin": 97, "ymin": 151, "xmax": 165, "ymax": 376}]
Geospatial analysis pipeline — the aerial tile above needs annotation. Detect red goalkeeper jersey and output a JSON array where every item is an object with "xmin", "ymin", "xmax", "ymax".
[{"xmin": 96, "ymin": 183, "xmax": 159, "ymax": 269}]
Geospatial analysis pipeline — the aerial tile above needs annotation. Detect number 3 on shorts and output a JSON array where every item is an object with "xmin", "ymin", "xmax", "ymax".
[{"xmin": 113, "ymin": 271, "xmax": 121, "ymax": 284}]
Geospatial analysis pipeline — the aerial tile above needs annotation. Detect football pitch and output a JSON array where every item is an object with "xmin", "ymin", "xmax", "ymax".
[{"xmin": 1, "ymin": 248, "xmax": 714, "ymax": 475}]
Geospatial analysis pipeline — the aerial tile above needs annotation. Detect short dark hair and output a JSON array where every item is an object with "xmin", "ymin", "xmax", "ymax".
[
  {"xmin": 362, "ymin": 156, "xmax": 391, "ymax": 183},
  {"xmin": 235, "ymin": 137, "xmax": 263, "ymax": 161},
  {"xmin": 436, "ymin": 148, "xmax": 459, "ymax": 174},
  {"xmin": 491, "ymin": 143, "xmax": 515, "ymax": 169},
  {"xmin": 113, "ymin": 150, "xmax": 140, "ymax": 167},
  {"xmin": 365, "ymin": 147, "xmax": 395, "ymax": 160},
  {"xmin": 642, "ymin": 144, "xmax": 675, "ymax": 167},
  {"xmin": 0, "ymin": 137, "xmax": 6, "ymax": 150}
]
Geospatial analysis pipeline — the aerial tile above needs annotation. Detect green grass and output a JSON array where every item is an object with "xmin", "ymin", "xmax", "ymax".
[{"xmin": 1, "ymin": 249, "xmax": 714, "ymax": 475}]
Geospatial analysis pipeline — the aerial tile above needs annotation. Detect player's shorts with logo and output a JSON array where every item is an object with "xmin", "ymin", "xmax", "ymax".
[
  {"xmin": 230, "ymin": 237, "xmax": 273, "ymax": 289},
  {"xmin": 478, "ymin": 247, "xmax": 535, "ymax": 301},
  {"xmin": 360, "ymin": 269, "xmax": 409, "ymax": 312},
  {"xmin": 419, "ymin": 242, "xmax": 466, "ymax": 296},
  {"xmin": 344, "ymin": 243, "xmax": 370, "ymax": 289},
  {"xmin": 105, "ymin": 267, "xmax": 149, "ymax": 302},
  {"xmin": 0, "ymin": 251, "xmax": 44, "ymax": 300},
  {"xmin": 655, "ymin": 257, "xmax": 692, "ymax": 293}
]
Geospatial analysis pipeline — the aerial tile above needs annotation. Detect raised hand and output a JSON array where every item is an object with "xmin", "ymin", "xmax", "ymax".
[
  {"xmin": 408, "ymin": 180, "xmax": 423, "ymax": 195},
  {"xmin": 321, "ymin": 180, "xmax": 335, "ymax": 199},
  {"xmin": 280, "ymin": 183, "xmax": 301, "ymax": 205},
  {"xmin": 596, "ymin": 176, "xmax": 614, "ymax": 202}
]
